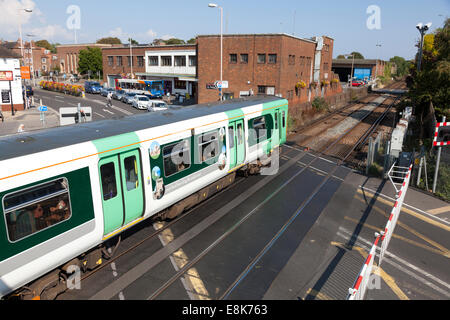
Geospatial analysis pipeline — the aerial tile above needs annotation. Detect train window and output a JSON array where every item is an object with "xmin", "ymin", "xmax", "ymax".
[
  {"xmin": 198, "ymin": 130, "xmax": 220, "ymax": 164},
  {"xmin": 275, "ymin": 113, "xmax": 278, "ymax": 130},
  {"xmin": 124, "ymin": 156, "xmax": 139, "ymax": 191},
  {"xmin": 3, "ymin": 178, "xmax": 72, "ymax": 242},
  {"xmin": 163, "ymin": 139, "xmax": 191, "ymax": 177},
  {"xmin": 282, "ymin": 111, "xmax": 286, "ymax": 128},
  {"xmin": 101, "ymin": 163, "xmax": 118, "ymax": 201},
  {"xmin": 237, "ymin": 123, "xmax": 244, "ymax": 145},
  {"xmin": 228, "ymin": 126, "xmax": 235, "ymax": 148},
  {"xmin": 252, "ymin": 116, "xmax": 267, "ymax": 141}
]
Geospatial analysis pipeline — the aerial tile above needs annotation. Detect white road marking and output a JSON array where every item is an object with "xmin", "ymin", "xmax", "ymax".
[
  {"xmin": 111, "ymin": 105, "xmax": 133, "ymax": 115},
  {"xmin": 103, "ymin": 109, "xmax": 115, "ymax": 115},
  {"xmin": 94, "ymin": 112, "xmax": 106, "ymax": 118}
]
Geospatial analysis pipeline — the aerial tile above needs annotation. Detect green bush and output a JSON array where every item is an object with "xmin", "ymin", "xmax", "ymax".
[{"xmin": 311, "ymin": 97, "xmax": 329, "ymax": 112}]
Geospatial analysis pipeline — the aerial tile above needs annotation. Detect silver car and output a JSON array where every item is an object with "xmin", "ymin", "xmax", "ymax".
[
  {"xmin": 147, "ymin": 100, "xmax": 169, "ymax": 112},
  {"xmin": 132, "ymin": 95, "xmax": 151, "ymax": 110}
]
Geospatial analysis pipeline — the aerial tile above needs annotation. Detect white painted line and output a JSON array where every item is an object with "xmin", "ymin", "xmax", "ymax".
[
  {"xmin": 111, "ymin": 105, "xmax": 133, "ymax": 116},
  {"xmin": 103, "ymin": 109, "xmax": 115, "ymax": 115},
  {"xmin": 359, "ymin": 186, "xmax": 450, "ymax": 226},
  {"xmin": 94, "ymin": 112, "xmax": 106, "ymax": 118},
  {"xmin": 337, "ymin": 227, "xmax": 450, "ymax": 297}
]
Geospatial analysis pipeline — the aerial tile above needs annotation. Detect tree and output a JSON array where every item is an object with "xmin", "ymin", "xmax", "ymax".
[
  {"xmin": 35, "ymin": 40, "xmax": 58, "ymax": 53},
  {"xmin": 349, "ymin": 51, "xmax": 364, "ymax": 59},
  {"xmin": 389, "ymin": 56, "xmax": 412, "ymax": 77},
  {"xmin": 336, "ymin": 54, "xmax": 346, "ymax": 59},
  {"xmin": 187, "ymin": 38, "xmax": 197, "ymax": 44},
  {"xmin": 165, "ymin": 38, "xmax": 185, "ymax": 45},
  {"xmin": 128, "ymin": 38, "xmax": 139, "ymax": 45},
  {"xmin": 96, "ymin": 37, "xmax": 122, "ymax": 45},
  {"xmin": 78, "ymin": 47, "xmax": 103, "ymax": 78}
]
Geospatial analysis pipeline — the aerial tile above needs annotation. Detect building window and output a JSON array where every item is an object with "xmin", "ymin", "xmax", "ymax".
[
  {"xmin": 163, "ymin": 140, "xmax": 191, "ymax": 178},
  {"xmin": 268, "ymin": 54, "xmax": 277, "ymax": 64},
  {"xmin": 229, "ymin": 54, "xmax": 237, "ymax": 64},
  {"xmin": 257, "ymin": 54, "xmax": 266, "ymax": 64},
  {"xmin": 240, "ymin": 54, "xmax": 248, "ymax": 64},
  {"xmin": 108, "ymin": 56, "xmax": 114, "ymax": 66},
  {"xmin": 3, "ymin": 178, "xmax": 72, "ymax": 242},
  {"xmin": 288, "ymin": 55, "xmax": 295, "ymax": 65},
  {"xmin": 148, "ymin": 56, "xmax": 159, "ymax": 66},
  {"xmin": 137, "ymin": 56, "xmax": 144, "ymax": 67},
  {"xmin": 323, "ymin": 63, "xmax": 329, "ymax": 72},
  {"xmin": 174, "ymin": 80, "xmax": 186, "ymax": 90},
  {"xmin": 41, "ymin": 58, "xmax": 47, "ymax": 64},
  {"xmin": 127, "ymin": 56, "xmax": 134, "ymax": 67},
  {"xmin": 174, "ymin": 56, "xmax": 186, "ymax": 67},
  {"xmin": 189, "ymin": 56, "xmax": 197, "ymax": 67},
  {"xmin": 161, "ymin": 56, "xmax": 172, "ymax": 66},
  {"xmin": 117, "ymin": 56, "xmax": 123, "ymax": 66}
]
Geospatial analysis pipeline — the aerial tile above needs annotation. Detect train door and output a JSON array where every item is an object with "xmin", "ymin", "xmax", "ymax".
[
  {"xmin": 228, "ymin": 119, "xmax": 245, "ymax": 169},
  {"xmin": 272, "ymin": 110, "xmax": 281, "ymax": 148},
  {"xmin": 99, "ymin": 149, "xmax": 144, "ymax": 235}
]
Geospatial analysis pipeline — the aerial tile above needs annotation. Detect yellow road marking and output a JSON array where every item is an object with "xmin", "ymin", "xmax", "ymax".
[
  {"xmin": 154, "ymin": 222, "xmax": 211, "ymax": 300},
  {"xmin": 356, "ymin": 189, "xmax": 450, "ymax": 232},
  {"xmin": 344, "ymin": 215, "xmax": 449, "ymax": 258},
  {"xmin": 428, "ymin": 205, "xmax": 450, "ymax": 215},
  {"xmin": 353, "ymin": 195, "xmax": 450, "ymax": 257},
  {"xmin": 331, "ymin": 241, "xmax": 409, "ymax": 300},
  {"xmin": 305, "ymin": 288, "xmax": 333, "ymax": 300}
]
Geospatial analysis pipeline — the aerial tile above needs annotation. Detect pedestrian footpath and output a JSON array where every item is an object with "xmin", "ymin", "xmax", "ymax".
[{"xmin": 0, "ymin": 104, "xmax": 59, "ymax": 137}]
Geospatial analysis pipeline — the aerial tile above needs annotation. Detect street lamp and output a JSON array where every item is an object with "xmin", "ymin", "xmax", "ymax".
[
  {"xmin": 129, "ymin": 37, "xmax": 134, "ymax": 79},
  {"xmin": 344, "ymin": 54, "xmax": 355, "ymax": 87},
  {"xmin": 208, "ymin": 3, "xmax": 223, "ymax": 101},
  {"xmin": 416, "ymin": 22, "xmax": 432, "ymax": 72},
  {"xmin": 18, "ymin": 8, "xmax": 33, "ymax": 65},
  {"xmin": 374, "ymin": 43, "xmax": 382, "ymax": 82}
]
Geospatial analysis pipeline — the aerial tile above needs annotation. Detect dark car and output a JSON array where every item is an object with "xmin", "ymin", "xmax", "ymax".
[{"xmin": 84, "ymin": 81, "xmax": 102, "ymax": 94}]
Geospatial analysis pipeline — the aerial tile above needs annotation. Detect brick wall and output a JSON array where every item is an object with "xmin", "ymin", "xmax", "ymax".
[{"xmin": 56, "ymin": 43, "xmax": 111, "ymax": 74}]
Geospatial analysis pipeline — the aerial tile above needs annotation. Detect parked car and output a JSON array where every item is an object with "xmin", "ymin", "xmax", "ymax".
[
  {"xmin": 131, "ymin": 95, "xmax": 152, "ymax": 110},
  {"xmin": 84, "ymin": 81, "xmax": 102, "ymax": 94},
  {"xmin": 147, "ymin": 100, "xmax": 169, "ymax": 112},
  {"xmin": 101, "ymin": 88, "xmax": 115, "ymax": 97},
  {"xmin": 112, "ymin": 90, "xmax": 126, "ymax": 101},
  {"xmin": 122, "ymin": 92, "xmax": 137, "ymax": 104},
  {"xmin": 352, "ymin": 80, "xmax": 364, "ymax": 87}
]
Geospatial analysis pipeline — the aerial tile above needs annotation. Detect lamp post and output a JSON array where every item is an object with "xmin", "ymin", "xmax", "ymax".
[
  {"xmin": 208, "ymin": 3, "xmax": 223, "ymax": 101},
  {"xmin": 344, "ymin": 54, "xmax": 355, "ymax": 87},
  {"xmin": 374, "ymin": 43, "xmax": 382, "ymax": 82},
  {"xmin": 129, "ymin": 37, "xmax": 133, "ymax": 79},
  {"xmin": 17, "ymin": 8, "xmax": 33, "ymax": 65},
  {"xmin": 416, "ymin": 22, "xmax": 432, "ymax": 72}
]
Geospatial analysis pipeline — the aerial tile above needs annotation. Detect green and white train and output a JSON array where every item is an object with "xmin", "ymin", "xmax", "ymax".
[{"xmin": 0, "ymin": 96, "xmax": 288, "ymax": 299}]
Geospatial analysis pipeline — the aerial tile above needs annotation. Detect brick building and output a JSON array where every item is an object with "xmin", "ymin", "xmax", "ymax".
[
  {"xmin": 56, "ymin": 43, "xmax": 113, "ymax": 75},
  {"xmin": 0, "ymin": 40, "xmax": 58, "ymax": 77},
  {"xmin": 196, "ymin": 34, "xmax": 341, "ymax": 106},
  {"xmin": 102, "ymin": 44, "xmax": 197, "ymax": 97}
]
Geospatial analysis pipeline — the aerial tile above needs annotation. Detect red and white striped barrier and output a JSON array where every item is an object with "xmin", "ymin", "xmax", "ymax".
[
  {"xmin": 347, "ymin": 234, "xmax": 381, "ymax": 300},
  {"xmin": 433, "ymin": 122, "xmax": 449, "ymax": 147},
  {"xmin": 379, "ymin": 164, "xmax": 412, "ymax": 265},
  {"xmin": 348, "ymin": 164, "xmax": 412, "ymax": 300}
]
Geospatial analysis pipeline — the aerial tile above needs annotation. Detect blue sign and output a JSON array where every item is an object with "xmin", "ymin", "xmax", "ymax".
[{"xmin": 38, "ymin": 106, "xmax": 48, "ymax": 112}]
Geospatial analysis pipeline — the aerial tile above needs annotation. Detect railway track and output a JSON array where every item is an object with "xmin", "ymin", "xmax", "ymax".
[{"xmin": 61, "ymin": 83, "xmax": 406, "ymax": 301}]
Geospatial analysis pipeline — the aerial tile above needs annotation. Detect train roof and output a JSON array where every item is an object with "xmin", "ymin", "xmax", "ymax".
[{"xmin": 0, "ymin": 95, "xmax": 286, "ymax": 161}]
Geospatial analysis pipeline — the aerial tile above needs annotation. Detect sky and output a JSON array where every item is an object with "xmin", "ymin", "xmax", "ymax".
[{"xmin": 0, "ymin": 0, "xmax": 449, "ymax": 60}]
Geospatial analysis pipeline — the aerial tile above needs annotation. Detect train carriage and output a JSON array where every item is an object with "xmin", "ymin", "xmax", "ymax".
[{"xmin": 0, "ymin": 95, "xmax": 288, "ymax": 299}]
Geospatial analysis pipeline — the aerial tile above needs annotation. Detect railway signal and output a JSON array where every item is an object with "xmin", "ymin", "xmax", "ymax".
[{"xmin": 432, "ymin": 117, "xmax": 447, "ymax": 193}]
